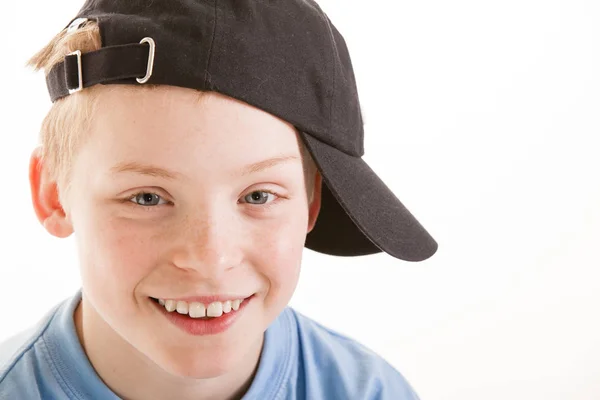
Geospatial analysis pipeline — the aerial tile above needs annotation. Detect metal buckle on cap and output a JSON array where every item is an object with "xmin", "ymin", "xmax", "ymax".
[
  {"xmin": 67, "ymin": 50, "xmax": 83, "ymax": 94},
  {"xmin": 136, "ymin": 37, "xmax": 155, "ymax": 84}
]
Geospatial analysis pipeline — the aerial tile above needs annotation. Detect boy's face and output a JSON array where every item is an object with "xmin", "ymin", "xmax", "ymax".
[{"xmin": 33, "ymin": 86, "xmax": 321, "ymax": 380}]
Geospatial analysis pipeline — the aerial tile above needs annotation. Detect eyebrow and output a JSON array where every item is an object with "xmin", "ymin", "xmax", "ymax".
[
  {"xmin": 110, "ymin": 155, "xmax": 300, "ymax": 180},
  {"xmin": 110, "ymin": 161, "xmax": 183, "ymax": 180},
  {"xmin": 239, "ymin": 155, "xmax": 300, "ymax": 177}
]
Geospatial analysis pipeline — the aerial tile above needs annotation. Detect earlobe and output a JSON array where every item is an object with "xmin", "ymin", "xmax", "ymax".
[
  {"xmin": 29, "ymin": 147, "xmax": 73, "ymax": 238},
  {"xmin": 306, "ymin": 171, "xmax": 322, "ymax": 234}
]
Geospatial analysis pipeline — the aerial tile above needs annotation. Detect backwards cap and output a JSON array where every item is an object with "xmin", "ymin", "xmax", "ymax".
[{"xmin": 46, "ymin": 0, "xmax": 438, "ymax": 262}]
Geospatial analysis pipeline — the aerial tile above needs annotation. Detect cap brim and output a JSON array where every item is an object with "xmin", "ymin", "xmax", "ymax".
[{"xmin": 299, "ymin": 131, "xmax": 438, "ymax": 262}]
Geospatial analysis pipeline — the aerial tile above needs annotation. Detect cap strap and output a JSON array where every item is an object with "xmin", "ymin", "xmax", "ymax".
[{"xmin": 46, "ymin": 42, "xmax": 152, "ymax": 102}]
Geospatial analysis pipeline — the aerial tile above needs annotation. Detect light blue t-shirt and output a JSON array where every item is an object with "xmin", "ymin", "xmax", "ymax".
[{"xmin": 0, "ymin": 291, "xmax": 419, "ymax": 399}]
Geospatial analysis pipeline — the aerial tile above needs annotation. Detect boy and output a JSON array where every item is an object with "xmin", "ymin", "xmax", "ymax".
[{"xmin": 0, "ymin": 0, "xmax": 438, "ymax": 399}]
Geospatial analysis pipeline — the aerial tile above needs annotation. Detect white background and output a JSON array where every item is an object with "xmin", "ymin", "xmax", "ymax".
[{"xmin": 1, "ymin": 1, "xmax": 599, "ymax": 399}]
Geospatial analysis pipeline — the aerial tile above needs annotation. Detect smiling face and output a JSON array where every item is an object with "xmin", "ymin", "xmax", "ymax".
[{"xmin": 33, "ymin": 85, "xmax": 322, "ymax": 385}]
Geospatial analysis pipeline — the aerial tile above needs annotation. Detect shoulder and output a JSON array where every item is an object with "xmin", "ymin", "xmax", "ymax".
[
  {"xmin": 0, "ymin": 305, "xmax": 59, "ymax": 398},
  {"xmin": 0, "ymin": 325, "xmax": 43, "ymax": 378},
  {"xmin": 288, "ymin": 308, "xmax": 420, "ymax": 400}
]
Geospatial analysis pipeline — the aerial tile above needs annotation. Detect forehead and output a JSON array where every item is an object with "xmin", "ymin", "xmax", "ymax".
[{"xmin": 83, "ymin": 86, "xmax": 304, "ymax": 177}]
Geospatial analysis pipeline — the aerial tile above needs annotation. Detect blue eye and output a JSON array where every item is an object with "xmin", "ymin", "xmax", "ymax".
[
  {"xmin": 130, "ymin": 192, "xmax": 167, "ymax": 206},
  {"xmin": 243, "ymin": 191, "xmax": 275, "ymax": 205}
]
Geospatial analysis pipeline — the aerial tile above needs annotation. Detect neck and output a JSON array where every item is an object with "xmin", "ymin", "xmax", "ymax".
[{"xmin": 74, "ymin": 295, "xmax": 263, "ymax": 400}]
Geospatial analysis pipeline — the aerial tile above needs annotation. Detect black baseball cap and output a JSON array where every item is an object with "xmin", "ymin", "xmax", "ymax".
[{"xmin": 44, "ymin": 0, "xmax": 438, "ymax": 262}]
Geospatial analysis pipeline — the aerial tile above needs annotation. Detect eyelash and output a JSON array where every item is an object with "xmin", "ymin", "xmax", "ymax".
[{"xmin": 125, "ymin": 189, "xmax": 284, "ymax": 212}]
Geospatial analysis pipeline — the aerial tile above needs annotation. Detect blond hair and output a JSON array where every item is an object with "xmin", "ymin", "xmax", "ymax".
[{"xmin": 28, "ymin": 21, "xmax": 317, "ymax": 204}]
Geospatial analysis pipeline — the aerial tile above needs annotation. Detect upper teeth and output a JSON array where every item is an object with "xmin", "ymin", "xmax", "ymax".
[{"xmin": 157, "ymin": 298, "xmax": 243, "ymax": 318}]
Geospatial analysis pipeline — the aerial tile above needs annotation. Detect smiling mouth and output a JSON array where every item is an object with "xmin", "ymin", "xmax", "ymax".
[{"xmin": 149, "ymin": 295, "xmax": 253, "ymax": 319}]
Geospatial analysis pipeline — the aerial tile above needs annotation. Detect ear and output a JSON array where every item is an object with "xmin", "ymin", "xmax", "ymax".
[
  {"xmin": 29, "ymin": 147, "xmax": 73, "ymax": 238},
  {"xmin": 306, "ymin": 170, "xmax": 322, "ymax": 234}
]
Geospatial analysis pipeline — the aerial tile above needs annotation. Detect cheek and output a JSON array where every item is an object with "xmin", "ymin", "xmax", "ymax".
[
  {"xmin": 252, "ymin": 212, "xmax": 308, "ymax": 306},
  {"xmin": 75, "ymin": 212, "xmax": 159, "ymax": 298}
]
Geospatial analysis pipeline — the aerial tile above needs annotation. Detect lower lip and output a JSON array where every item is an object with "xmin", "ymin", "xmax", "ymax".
[{"xmin": 152, "ymin": 296, "xmax": 253, "ymax": 336}]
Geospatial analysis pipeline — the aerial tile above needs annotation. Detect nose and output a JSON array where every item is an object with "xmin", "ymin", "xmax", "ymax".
[{"xmin": 169, "ymin": 210, "xmax": 242, "ymax": 280}]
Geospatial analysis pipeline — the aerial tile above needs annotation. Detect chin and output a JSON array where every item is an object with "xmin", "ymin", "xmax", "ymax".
[{"xmin": 155, "ymin": 345, "xmax": 248, "ymax": 379}]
